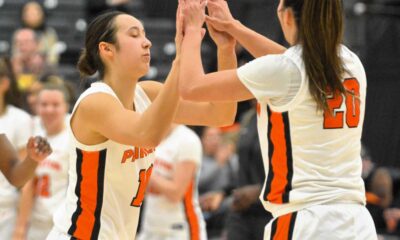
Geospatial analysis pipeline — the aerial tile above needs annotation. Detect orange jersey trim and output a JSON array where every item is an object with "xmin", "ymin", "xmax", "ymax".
[
  {"xmin": 264, "ymin": 107, "xmax": 294, "ymax": 204},
  {"xmin": 270, "ymin": 212, "xmax": 297, "ymax": 240},
  {"xmin": 68, "ymin": 149, "xmax": 106, "ymax": 240},
  {"xmin": 184, "ymin": 180, "xmax": 200, "ymax": 240}
]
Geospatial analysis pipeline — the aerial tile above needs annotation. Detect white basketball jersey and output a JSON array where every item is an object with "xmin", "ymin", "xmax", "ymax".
[
  {"xmin": 52, "ymin": 82, "xmax": 154, "ymax": 240},
  {"xmin": 245, "ymin": 45, "xmax": 367, "ymax": 217},
  {"xmin": 141, "ymin": 125, "xmax": 206, "ymax": 240},
  {"xmin": 31, "ymin": 123, "xmax": 69, "ymax": 223},
  {"xmin": 0, "ymin": 105, "xmax": 31, "ymax": 239},
  {"xmin": 0, "ymin": 105, "xmax": 32, "ymax": 210}
]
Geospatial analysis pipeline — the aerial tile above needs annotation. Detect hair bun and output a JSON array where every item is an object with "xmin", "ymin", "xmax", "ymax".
[{"xmin": 77, "ymin": 48, "xmax": 97, "ymax": 77}]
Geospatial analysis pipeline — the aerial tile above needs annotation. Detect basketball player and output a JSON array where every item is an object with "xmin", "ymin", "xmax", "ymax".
[
  {"xmin": 20, "ymin": 83, "xmax": 71, "ymax": 240},
  {"xmin": 47, "ymin": 7, "xmax": 236, "ymax": 240},
  {"xmin": 179, "ymin": 0, "xmax": 377, "ymax": 239},
  {"xmin": 137, "ymin": 124, "xmax": 206, "ymax": 240}
]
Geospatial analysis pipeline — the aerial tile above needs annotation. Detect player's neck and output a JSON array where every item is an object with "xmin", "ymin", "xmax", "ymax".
[
  {"xmin": 45, "ymin": 122, "xmax": 66, "ymax": 137},
  {"xmin": 103, "ymin": 71, "xmax": 138, "ymax": 111}
]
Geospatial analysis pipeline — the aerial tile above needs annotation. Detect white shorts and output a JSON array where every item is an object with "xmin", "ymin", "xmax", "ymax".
[
  {"xmin": 264, "ymin": 203, "xmax": 377, "ymax": 240},
  {"xmin": 27, "ymin": 219, "xmax": 53, "ymax": 240}
]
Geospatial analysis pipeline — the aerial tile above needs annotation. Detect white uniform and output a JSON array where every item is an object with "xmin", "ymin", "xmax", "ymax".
[
  {"xmin": 237, "ymin": 45, "xmax": 377, "ymax": 239},
  {"xmin": 138, "ymin": 125, "xmax": 207, "ymax": 240},
  {"xmin": 0, "ymin": 105, "xmax": 32, "ymax": 239},
  {"xmin": 47, "ymin": 82, "xmax": 154, "ymax": 240},
  {"xmin": 27, "ymin": 121, "xmax": 70, "ymax": 240}
]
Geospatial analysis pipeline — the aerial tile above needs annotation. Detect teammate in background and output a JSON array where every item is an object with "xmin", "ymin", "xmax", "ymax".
[
  {"xmin": 138, "ymin": 124, "xmax": 206, "ymax": 240},
  {"xmin": 0, "ymin": 135, "xmax": 52, "ymax": 188},
  {"xmin": 21, "ymin": 83, "xmax": 70, "ymax": 240},
  {"xmin": 0, "ymin": 54, "xmax": 34, "ymax": 239},
  {"xmin": 47, "ymin": 6, "xmax": 236, "ymax": 240},
  {"xmin": 179, "ymin": 0, "xmax": 377, "ymax": 239}
]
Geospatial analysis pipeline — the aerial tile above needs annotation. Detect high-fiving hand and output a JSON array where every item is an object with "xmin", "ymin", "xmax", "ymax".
[
  {"xmin": 180, "ymin": 0, "xmax": 207, "ymax": 32},
  {"xmin": 205, "ymin": 0, "xmax": 235, "ymax": 33},
  {"xmin": 206, "ymin": 0, "xmax": 236, "ymax": 47}
]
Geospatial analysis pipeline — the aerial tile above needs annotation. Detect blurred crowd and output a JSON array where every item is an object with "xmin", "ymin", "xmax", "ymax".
[{"xmin": 0, "ymin": 0, "xmax": 400, "ymax": 240}]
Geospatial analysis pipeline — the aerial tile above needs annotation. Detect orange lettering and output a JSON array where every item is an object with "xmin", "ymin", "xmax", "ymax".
[
  {"xmin": 139, "ymin": 149, "xmax": 145, "ymax": 158},
  {"xmin": 131, "ymin": 165, "xmax": 153, "ymax": 207},
  {"xmin": 121, "ymin": 150, "xmax": 134, "ymax": 163}
]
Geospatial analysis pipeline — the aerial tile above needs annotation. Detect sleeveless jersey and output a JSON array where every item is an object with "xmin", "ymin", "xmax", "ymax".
[
  {"xmin": 239, "ymin": 45, "xmax": 367, "ymax": 217},
  {"xmin": 0, "ymin": 105, "xmax": 32, "ymax": 210},
  {"xmin": 141, "ymin": 125, "xmax": 207, "ymax": 239},
  {"xmin": 52, "ymin": 82, "xmax": 154, "ymax": 240},
  {"xmin": 0, "ymin": 105, "xmax": 31, "ymax": 239},
  {"xmin": 31, "ymin": 121, "xmax": 70, "ymax": 223}
]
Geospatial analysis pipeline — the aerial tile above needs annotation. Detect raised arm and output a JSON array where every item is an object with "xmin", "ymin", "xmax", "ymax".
[
  {"xmin": 178, "ymin": 0, "xmax": 254, "ymax": 103},
  {"xmin": 206, "ymin": 0, "xmax": 286, "ymax": 58},
  {"xmin": 75, "ymin": 59, "xmax": 180, "ymax": 148},
  {"xmin": 139, "ymin": 2, "xmax": 237, "ymax": 127}
]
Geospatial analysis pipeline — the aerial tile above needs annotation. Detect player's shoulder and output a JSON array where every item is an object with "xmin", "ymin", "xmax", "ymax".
[
  {"xmin": 7, "ymin": 105, "xmax": 31, "ymax": 120},
  {"xmin": 138, "ymin": 80, "xmax": 163, "ymax": 102},
  {"xmin": 174, "ymin": 125, "xmax": 201, "ymax": 145}
]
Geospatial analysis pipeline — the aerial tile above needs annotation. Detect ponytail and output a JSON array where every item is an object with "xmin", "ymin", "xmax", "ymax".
[{"xmin": 284, "ymin": 0, "xmax": 346, "ymax": 111}]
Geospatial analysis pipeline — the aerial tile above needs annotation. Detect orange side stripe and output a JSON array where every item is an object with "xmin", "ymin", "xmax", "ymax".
[
  {"xmin": 74, "ymin": 150, "xmax": 100, "ymax": 239},
  {"xmin": 268, "ymin": 112, "xmax": 288, "ymax": 204},
  {"xmin": 184, "ymin": 181, "xmax": 200, "ymax": 240},
  {"xmin": 273, "ymin": 213, "xmax": 293, "ymax": 240}
]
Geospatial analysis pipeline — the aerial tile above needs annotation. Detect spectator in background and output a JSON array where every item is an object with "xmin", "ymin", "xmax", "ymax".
[
  {"xmin": 11, "ymin": 28, "xmax": 47, "ymax": 92},
  {"xmin": 0, "ymin": 56, "xmax": 32, "ymax": 240},
  {"xmin": 361, "ymin": 145, "xmax": 395, "ymax": 236},
  {"xmin": 198, "ymin": 127, "xmax": 238, "ymax": 239},
  {"xmin": 384, "ymin": 196, "xmax": 400, "ymax": 237},
  {"xmin": 19, "ymin": 1, "xmax": 59, "ymax": 66}
]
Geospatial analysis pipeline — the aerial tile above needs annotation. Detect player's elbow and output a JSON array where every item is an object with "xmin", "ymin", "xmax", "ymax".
[{"xmin": 7, "ymin": 175, "xmax": 24, "ymax": 188}]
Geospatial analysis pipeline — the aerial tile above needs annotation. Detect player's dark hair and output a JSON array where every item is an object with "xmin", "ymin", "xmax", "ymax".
[
  {"xmin": 77, "ymin": 11, "xmax": 124, "ymax": 79},
  {"xmin": 283, "ymin": 0, "xmax": 346, "ymax": 111},
  {"xmin": 0, "ymin": 56, "xmax": 22, "ymax": 108}
]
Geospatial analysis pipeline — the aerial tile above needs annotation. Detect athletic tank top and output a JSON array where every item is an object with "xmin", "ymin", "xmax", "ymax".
[
  {"xmin": 255, "ymin": 46, "xmax": 367, "ymax": 217},
  {"xmin": 53, "ymin": 82, "xmax": 154, "ymax": 240},
  {"xmin": 141, "ymin": 125, "xmax": 207, "ymax": 239}
]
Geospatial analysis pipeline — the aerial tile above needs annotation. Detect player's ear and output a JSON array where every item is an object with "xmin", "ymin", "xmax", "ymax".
[{"xmin": 99, "ymin": 42, "xmax": 114, "ymax": 59}]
